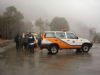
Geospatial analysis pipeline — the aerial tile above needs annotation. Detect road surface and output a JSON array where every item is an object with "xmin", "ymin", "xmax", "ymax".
[{"xmin": 0, "ymin": 44, "xmax": 100, "ymax": 75}]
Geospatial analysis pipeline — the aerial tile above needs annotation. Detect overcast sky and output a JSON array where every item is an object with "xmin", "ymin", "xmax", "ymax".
[{"xmin": 0, "ymin": 0, "xmax": 100, "ymax": 32}]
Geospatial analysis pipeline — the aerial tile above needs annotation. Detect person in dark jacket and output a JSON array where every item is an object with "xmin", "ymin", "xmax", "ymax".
[
  {"xmin": 23, "ymin": 34, "xmax": 28, "ymax": 49},
  {"xmin": 14, "ymin": 34, "xmax": 21, "ymax": 52},
  {"xmin": 37, "ymin": 33, "xmax": 42, "ymax": 49},
  {"xmin": 28, "ymin": 33, "xmax": 35, "ymax": 53}
]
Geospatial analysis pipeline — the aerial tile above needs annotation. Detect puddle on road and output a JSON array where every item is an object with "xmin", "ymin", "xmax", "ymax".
[
  {"xmin": 0, "ymin": 47, "xmax": 95, "ymax": 75},
  {"xmin": 2, "ymin": 49, "xmax": 93, "ymax": 64}
]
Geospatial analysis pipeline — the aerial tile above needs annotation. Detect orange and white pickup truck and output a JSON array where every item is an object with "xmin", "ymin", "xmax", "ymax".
[{"xmin": 40, "ymin": 31, "xmax": 93, "ymax": 54}]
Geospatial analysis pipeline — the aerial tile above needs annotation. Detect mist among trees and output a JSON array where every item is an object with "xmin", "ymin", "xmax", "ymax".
[
  {"xmin": 0, "ymin": 6, "xmax": 99, "ymax": 43},
  {"xmin": 0, "ymin": 6, "xmax": 33, "ymax": 39},
  {"xmin": 0, "ymin": 6, "xmax": 24, "ymax": 39},
  {"xmin": 50, "ymin": 17, "xmax": 69, "ymax": 31}
]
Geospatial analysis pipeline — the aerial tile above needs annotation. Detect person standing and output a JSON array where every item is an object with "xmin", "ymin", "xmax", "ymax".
[
  {"xmin": 23, "ymin": 34, "xmax": 28, "ymax": 49},
  {"xmin": 37, "ymin": 33, "xmax": 42, "ymax": 50},
  {"xmin": 14, "ymin": 34, "xmax": 21, "ymax": 52},
  {"xmin": 28, "ymin": 33, "xmax": 35, "ymax": 53}
]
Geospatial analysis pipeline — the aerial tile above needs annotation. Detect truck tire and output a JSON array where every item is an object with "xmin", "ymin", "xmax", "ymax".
[
  {"xmin": 49, "ymin": 45, "xmax": 58, "ymax": 55},
  {"xmin": 81, "ymin": 44, "xmax": 90, "ymax": 53}
]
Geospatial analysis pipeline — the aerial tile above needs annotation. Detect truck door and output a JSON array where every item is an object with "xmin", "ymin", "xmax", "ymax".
[{"xmin": 65, "ymin": 33, "xmax": 81, "ymax": 48}]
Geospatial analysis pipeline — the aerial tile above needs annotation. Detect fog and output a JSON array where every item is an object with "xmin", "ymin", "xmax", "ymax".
[{"xmin": 0, "ymin": 0, "xmax": 100, "ymax": 33}]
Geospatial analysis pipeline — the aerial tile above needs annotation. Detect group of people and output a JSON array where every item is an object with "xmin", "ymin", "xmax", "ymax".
[{"xmin": 14, "ymin": 32, "xmax": 42, "ymax": 53}]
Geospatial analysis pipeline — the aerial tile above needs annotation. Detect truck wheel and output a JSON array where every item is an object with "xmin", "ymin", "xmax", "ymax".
[
  {"xmin": 81, "ymin": 44, "xmax": 90, "ymax": 53},
  {"xmin": 49, "ymin": 45, "xmax": 58, "ymax": 55}
]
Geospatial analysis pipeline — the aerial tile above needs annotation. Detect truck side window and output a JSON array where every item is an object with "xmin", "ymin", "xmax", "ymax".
[
  {"xmin": 56, "ymin": 32, "xmax": 66, "ymax": 39},
  {"xmin": 45, "ymin": 32, "xmax": 55, "ymax": 38},
  {"xmin": 67, "ymin": 33, "xmax": 78, "ymax": 39}
]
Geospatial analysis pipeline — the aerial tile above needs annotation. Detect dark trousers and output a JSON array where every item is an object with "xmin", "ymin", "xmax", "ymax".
[
  {"xmin": 28, "ymin": 44, "xmax": 34, "ymax": 53},
  {"xmin": 16, "ymin": 43, "xmax": 20, "ymax": 52}
]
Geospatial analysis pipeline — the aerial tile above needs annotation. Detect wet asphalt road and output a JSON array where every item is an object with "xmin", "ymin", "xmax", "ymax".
[{"xmin": 0, "ymin": 44, "xmax": 100, "ymax": 75}]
